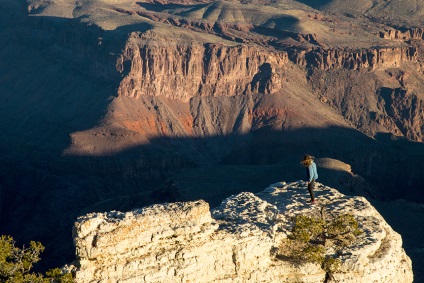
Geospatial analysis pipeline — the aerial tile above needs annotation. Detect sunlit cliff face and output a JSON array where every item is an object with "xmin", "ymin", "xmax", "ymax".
[{"xmin": 71, "ymin": 181, "xmax": 413, "ymax": 283}]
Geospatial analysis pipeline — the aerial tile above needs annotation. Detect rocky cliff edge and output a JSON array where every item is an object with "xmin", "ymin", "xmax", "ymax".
[{"xmin": 71, "ymin": 181, "xmax": 413, "ymax": 283}]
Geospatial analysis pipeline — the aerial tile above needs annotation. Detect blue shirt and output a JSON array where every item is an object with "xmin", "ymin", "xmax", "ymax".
[{"xmin": 306, "ymin": 161, "xmax": 318, "ymax": 182}]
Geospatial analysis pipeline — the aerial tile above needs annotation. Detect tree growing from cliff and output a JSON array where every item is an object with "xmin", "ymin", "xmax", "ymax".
[
  {"xmin": 278, "ymin": 205, "xmax": 362, "ymax": 273},
  {"xmin": 0, "ymin": 235, "xmax": 73, "ymax": 283}
]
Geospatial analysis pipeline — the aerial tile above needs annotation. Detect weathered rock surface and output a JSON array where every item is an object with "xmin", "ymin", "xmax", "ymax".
[
  {"xmin": 117, "ymin": 40, "xmax": 288, "ymax": 101},
  {"xmin": 380, "ymin": 27, "xmax": 424, "ymax": 41},
  {"xmin": 72, "ymin": 181, "xmax": 413, "ymax": 283},
  {"xmin": 289, "ymin": 46, "xmax": 417, "ymax": 71}
]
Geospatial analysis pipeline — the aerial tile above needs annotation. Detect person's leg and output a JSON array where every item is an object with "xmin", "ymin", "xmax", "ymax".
[{"xmin": 308, "ymin": 179, "xmax": 315, "ymax": 202}]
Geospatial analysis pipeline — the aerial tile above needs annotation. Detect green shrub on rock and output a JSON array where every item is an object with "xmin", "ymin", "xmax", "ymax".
[
  {"xmin": 278, "ymin": 206, "xmax": 362, "ymax": 273},
  {"xmin": 0, "ymin": 235, "xmax": 73, "ymax": 283}
]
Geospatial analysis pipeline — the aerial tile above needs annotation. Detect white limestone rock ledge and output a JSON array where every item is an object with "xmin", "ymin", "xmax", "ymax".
[{"xmin": 71, "ymin": 181, "xmax": 413, "ymax": 283}]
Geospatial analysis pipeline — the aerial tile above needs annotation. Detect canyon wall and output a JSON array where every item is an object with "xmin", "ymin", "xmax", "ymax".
[
  {"xmin": 71, "ymin": 181, "xmax": 413, "ymax": 283},
  {"xmin": 288, "ymin": 46, "xmax": 417, "ymax": 71},
  {"xmin": 117, "ymin": 39, "xmax": 288, "ymax": 101},
  {"xmin": 380, "ymin": 27, "xmax": 424, "ymax": 41},
  {"xmin": 110, "ymin": 27, "xmax": 424, "ymax": 149},
  {"xmin": 115, "ymin": 31, "xmax": 417, "ymax": 105}
]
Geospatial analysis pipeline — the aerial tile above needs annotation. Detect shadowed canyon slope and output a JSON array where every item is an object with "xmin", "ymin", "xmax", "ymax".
[{"xmin": 1, "ymin": 0, "xmax": 424, "ymax": 281}]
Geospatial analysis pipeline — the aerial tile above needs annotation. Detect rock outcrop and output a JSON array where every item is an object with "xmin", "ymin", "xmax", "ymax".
[
  {"xmin": 379, "ymin": 27, "xmax": 424, "ymax": 41},
  {"xmin": 288, "ymin": 46, "xmax": 417, "ymax": 71},
  {"xmin": 117, "ymin": 39, "xmax": 288, "ymax": 101},
  {"xmin": 72, "ymin": 181, "xmax": 413, "ymax": 283}
]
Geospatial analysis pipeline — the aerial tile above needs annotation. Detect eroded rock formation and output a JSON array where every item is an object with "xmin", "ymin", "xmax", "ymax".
[
  {"xmin": 72, "ymin": 181, "xmax": 413, "ymax": 283},
  {"xmin": 379, "ymin": 27, "xmax": 424, "ymax": 41},
  {"xmin": 117, "ymin": 39, "xmax": 288, "ymax": 101},
  {"xmin": 289, "ymin": 46, "xmax": 417, "ymax": 71}
]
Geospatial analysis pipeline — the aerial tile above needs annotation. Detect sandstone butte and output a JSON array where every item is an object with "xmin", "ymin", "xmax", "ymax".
[{"xmin": 70, "ymin": 181, "xmax": 413, "ymax": 283}]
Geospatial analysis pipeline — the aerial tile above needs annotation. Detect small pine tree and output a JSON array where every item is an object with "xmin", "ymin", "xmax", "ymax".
[
  {"xmin": 0, "ymin": 235, "xmax": 74, "ymax": 283},
  {"xmin": 278, "ymin": 205, "xmax": 362, "ymax": 273}
]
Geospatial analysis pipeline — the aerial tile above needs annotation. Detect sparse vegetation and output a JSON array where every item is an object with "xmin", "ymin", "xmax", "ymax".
[
  {"xmin": 0, "ymin": 235, "xmax": 74, "ymax": 283},
  {"xmin": 277, "ymin": 205, "xmax": 362, "ymax": 273}
]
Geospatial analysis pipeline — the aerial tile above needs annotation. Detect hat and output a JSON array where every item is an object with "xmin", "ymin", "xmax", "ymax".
[
  {"xmin": 302, "ymin": 154, "xmax": 314, "ymax": 161},
  {"xmin": 300, "ymin": 154, "xmax": 314, "ymax": 166}
]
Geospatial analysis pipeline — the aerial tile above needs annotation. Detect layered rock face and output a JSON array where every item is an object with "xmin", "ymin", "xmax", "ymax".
[
  {"xmin": 72, "ymin": 181, "xmax": 413, "ymax": 283},
  {"xmin": 117, "ymin": 40, "xmax": 288, "ymax": 101},
  {"xmin": 380, "ymin": 27, "xmax": 424, "ymax": 41},
  {"xmin": 290, "ymin": 46, "xmax": 417, "ymax": 71},
  {"xmin": 111, "ymin": 23, "xmax": 423, "ymax": 148}
]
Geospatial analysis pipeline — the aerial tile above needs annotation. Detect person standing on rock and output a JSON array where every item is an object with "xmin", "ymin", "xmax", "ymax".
[{"xmin": 301, "ymin": 154, "xmax": 318, "ymax": 204}]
